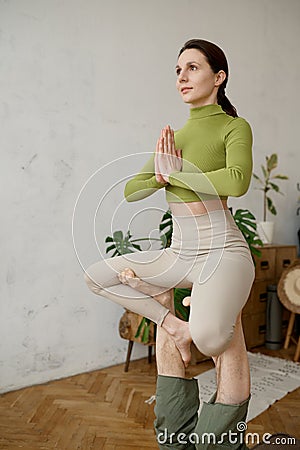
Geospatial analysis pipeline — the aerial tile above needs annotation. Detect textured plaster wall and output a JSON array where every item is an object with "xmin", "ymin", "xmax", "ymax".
[{"xmin": 0, "ymin": 0, "xmax": 299, "ymax": 393}]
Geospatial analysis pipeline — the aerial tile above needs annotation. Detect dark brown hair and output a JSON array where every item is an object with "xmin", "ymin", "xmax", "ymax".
[{"xmin": 178, "ymin": 39, "xmax": 238, "ymax": 117}]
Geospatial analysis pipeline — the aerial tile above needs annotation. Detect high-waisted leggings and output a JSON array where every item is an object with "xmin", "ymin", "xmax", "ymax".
[{"xmin": 84, "ymin": 209, "xmax": 255, "ymax": 356}]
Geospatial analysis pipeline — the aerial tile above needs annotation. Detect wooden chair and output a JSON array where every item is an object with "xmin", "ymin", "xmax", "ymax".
[
  {"xmin": 283, "ymin": 312, "xmax": 300, "ymax": 362},
  {"xmin": 119, "ymin": 309, "xmax": 156, "ymax": 372},
  {"xmin": 277, "ymin": 259, "xmax": 300, "ymax": 362}
]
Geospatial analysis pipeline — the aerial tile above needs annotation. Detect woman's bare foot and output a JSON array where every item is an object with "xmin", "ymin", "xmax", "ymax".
[
  {"xmin": 118, "ymin": 268, "xmax": 173, "ymax": 307},
  {"xmin": 161, "ymin": 312, "xmax": 192, "ymax": 367},
  {"xmin": 118, "ymin": 268, "xmax": 191, "ymax": 366}
]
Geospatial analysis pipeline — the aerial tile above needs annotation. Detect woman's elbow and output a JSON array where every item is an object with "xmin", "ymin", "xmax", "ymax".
[
  {"xmin": 124, "ymin": 181, "xmax": 135, "ymax": 202},
  {"xmin": 230, "ymin": 179, "xmax": 250, "ymax": 197},
  {"xmin": 124, "ymin": 188, "xmax": 130, "ymax": 202},
  {"xmin": 124, "ymin": 191, "xmax": 135, "ymax": 202},
  {"xmin": 228, "ymin": 169, "xmax": 251, "ymax": 197},
  {"xmin": 124, "ymin": 187, "xmax": 143, "ymax": 202}
]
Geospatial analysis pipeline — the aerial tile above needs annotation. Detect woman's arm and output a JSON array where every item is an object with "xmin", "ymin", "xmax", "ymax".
[
  {"xmin": 124, "ymin": 153, "xmax": 167, "ymax": 202},
  {"xmin": 168, "ymin": 118, "xmax": 253, "ymax": 197}
]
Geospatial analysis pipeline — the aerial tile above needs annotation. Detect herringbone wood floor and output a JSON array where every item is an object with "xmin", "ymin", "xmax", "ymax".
[{"xmin": 0, "ymin": 345, "xmax": 299, "ymax": 450}]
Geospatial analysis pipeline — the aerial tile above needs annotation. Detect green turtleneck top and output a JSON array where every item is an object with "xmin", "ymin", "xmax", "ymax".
[{"xmin": 124, "ymin": 104, "xmax": 253, "ymax": 203}]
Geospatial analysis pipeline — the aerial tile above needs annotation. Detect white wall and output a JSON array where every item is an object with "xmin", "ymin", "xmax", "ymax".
[{"xmin": 1, "ymin": 0, "xmax": 299, "ymax": 393}]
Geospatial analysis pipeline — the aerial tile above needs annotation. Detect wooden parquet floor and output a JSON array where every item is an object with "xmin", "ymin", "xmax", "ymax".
[{"xmin": 0, "ymin": 345, "xmax": 299, "ymax": 450}]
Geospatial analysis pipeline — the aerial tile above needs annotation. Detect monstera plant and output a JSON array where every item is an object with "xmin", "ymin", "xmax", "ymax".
[{"xmin": 105, "ymin": 208, "xmax": 262, "ymax": 342}]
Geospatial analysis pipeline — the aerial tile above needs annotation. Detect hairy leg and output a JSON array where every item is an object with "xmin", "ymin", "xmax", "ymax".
[
  {"xmin": 155, "ymin": 292, "xmax": 186, "ymax": 378},
  {"xmin": 160, "ymin": 311, "xmax": 192, "ymax": 368},
  {"xmin": 119, "ymin": 268, "xmax": 188, "ymax": 374},
  {"xmin": 212, "ymin": 311, "xmax": 250, "ymax": 404}
]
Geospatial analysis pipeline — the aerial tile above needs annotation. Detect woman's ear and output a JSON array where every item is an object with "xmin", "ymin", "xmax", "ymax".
[{"xmin": 215, "ymin": 70, "xmax": 226, "ymax": 87}]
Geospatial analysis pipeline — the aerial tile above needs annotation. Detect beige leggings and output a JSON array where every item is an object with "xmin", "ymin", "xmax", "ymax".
[{"xmin": 84, "ymin": 210, "xmax": 255, "ymax": 356}]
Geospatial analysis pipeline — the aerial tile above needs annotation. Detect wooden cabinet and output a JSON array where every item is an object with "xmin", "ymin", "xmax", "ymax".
[
  {"xmin": 124, "ymin": 244, "xmax": 298, "ymax": 368},
  {"xmin": 242, "ymin": 244, "xmax": 297, "ymax": 349}
]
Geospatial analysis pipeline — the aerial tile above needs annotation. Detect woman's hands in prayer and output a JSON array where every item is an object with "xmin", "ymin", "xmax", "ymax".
[{"xmin": 155, "ymin": 125, "xmax": 182, "ymax": 184}]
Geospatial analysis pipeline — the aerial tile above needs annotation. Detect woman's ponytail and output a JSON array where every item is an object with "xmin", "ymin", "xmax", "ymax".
[{"xmin": 217, "ymin": 85, "xmax": 238, "ymax": 118}]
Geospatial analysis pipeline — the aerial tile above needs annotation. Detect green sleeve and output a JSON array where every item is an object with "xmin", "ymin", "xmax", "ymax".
[
  {"xmin": 124, "ymin": 153, "xmax": 167, "ymax": 202},
  {"xmin": 168, "ymin": 118, "xmax": 253, "ymax": 197}
]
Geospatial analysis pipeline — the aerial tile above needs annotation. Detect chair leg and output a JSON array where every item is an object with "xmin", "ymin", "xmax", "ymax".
[
  {"xmin": 124, "ymin": 340, "xmax": 134, "ymax": 372},
  {"xmin": 294, "ymin": 336, "xmax": 300, "ymax": 362},
  {"xmin": 284, "ymin": 312, "xmax": 295, "ymax": 349},
  {"xmin": 148, "ymin": 345, "xmax": 152, "ymax": 364}
]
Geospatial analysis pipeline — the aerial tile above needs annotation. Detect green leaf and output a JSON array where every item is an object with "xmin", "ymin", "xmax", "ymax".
[
  {"xmin": 161, "ymin": 210, "xmax": 172, "ymax": 221},
  {"xmin": 254, "ymin": 236, "xmax": 264, "ymax": 245},
  {"xmin": 238, "ymin": 218, "xmax": 257, "ymax": 229},
  {"xmin": 159, "ymin": 215, "xmax": 173, "ymax": 227},
  {"xmin": 142, "ymin": 324, "xmax": 150, "ymax": 343},
  {"xmin": 236, "ymin": 209, "xmax": 256, "ymax": 220},
  {"xmin": 105, "ymin": 244, "xmax": 116, "ymax": 254},
  {"xmin": 269, "ymin": 182, "xmax": 280, "ymax": 192},
  {"xmin": 135, "ymin": 317, "xmax": 146, "ymax": 339},
  {"xmin": 267, "ymin": 154, "xmax": 277, "ymax": 172},
  {"xmin": 132, "ymin": 243, "xmax": 142, "ymax": 251},
  {"xmin": 174, "ymin": 288, "xmax": 191, "ymax": 321},
  {"xmin": 105, "ymin": 236, "xmax": 114, "ymax": 242},
  {"xmin": 253, "ymin": 174, "xmax": 264, "ymax": 185},
  {"xmin": 233, "ymin": 211, "xmax": 257, "ymax": 231},
  {"xmin": 261, "ymin": 164, "xmax": 267, "ymax": 179},
  {"xmin": 272, "ymin": 174, "xmax": 289, "ymax": 180},
  {"xmin": 238, "ymin": 228, "xmax": 256, "ymax": 241},
  {"xmin": 250, "ymin": 246, "xmax": 262, "ymax": 257},
  {"xmin": 159, "ymin": 210, "xmax": 173, "ymax": 249},
  {"xmin": 160, "ymin": 234, "xmax": 167, "ymax": 247},
  {"xmin": 233, "ymin": 208, "xmax": 262, "ymax": 259},
  {"xmin": 159, "ymin": 221, "xmax": 171, "ymax": 231},
  {"xmin": 113, "ymin": 230, "xmax": 124, "ymax": 240},
  {"xmin": 267, "ymin": 196, "xmax": 277, "ymax": 215}
]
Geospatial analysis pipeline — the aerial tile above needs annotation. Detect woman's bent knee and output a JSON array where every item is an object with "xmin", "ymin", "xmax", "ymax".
[
  {"xmin": 189, "ymin": 324, "xmax": 233, "ymax": 357},
  {"xmin": 83, "ymin": 270, "xmax": 94, "ymax": 291},
  {"xmin": 83, "ymin": 270, "xmax": 103, "ymax": 295}
]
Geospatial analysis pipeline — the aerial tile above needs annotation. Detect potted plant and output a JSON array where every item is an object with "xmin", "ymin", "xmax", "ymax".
[
  {"xmin": 253, "ymin": 153, "xmax": 289, "ymax": 243},
  {"xmin": 104, "ymin": 207, "xmax": 262, "ymax": 343}
]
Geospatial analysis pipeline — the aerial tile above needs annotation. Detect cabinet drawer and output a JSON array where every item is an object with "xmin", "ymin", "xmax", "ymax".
[
  {"xmin": 251, "ymin": 312, "xmax": 267, "ymax": 347},
  {"xmin": 253, "ymin": 247, "xmax": 276, "ymax": 280},
  {"xmin": 243, "ymin": 281, "xmax": 268, "ymax": 315},
  {"xmin": 242, "ymin": 312, "xmax": 266, "ymax": 348},
  {"xmin": 275, "ymin": 246, "xmax": 297, "ymax": 279}
]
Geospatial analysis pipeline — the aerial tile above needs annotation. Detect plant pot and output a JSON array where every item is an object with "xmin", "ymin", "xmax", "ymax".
[{"xmin": 258, "ymin": 221, "xmax": 275, "ymax": 244}]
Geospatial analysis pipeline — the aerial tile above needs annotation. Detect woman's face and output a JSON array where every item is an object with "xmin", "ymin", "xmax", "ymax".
[{"xmin": 175, "ymin": 48, "xmax": 225, "ymax": 108}]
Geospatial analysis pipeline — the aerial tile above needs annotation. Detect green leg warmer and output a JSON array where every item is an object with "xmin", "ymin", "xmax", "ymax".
[
  {"xmin": 154, "ymin": 375, "xmax": 199, "ymax": 450},
  {"xmin": 154, "ymin": 375, "xmax": 250, "ymax": 450},
  {"xmin": 194, "ymin": 392, "xmax": 250, "ymax": 450}
]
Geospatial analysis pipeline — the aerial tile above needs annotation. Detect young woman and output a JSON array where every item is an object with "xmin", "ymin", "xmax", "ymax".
[{"xmin": 84, "ymin": 38, "xmax": 255, "ymax": 368}]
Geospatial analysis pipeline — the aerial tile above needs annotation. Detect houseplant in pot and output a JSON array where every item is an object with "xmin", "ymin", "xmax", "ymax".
[{"xmin": 253, "ymin": 153, "xmax": 288, "ymax": 244}]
